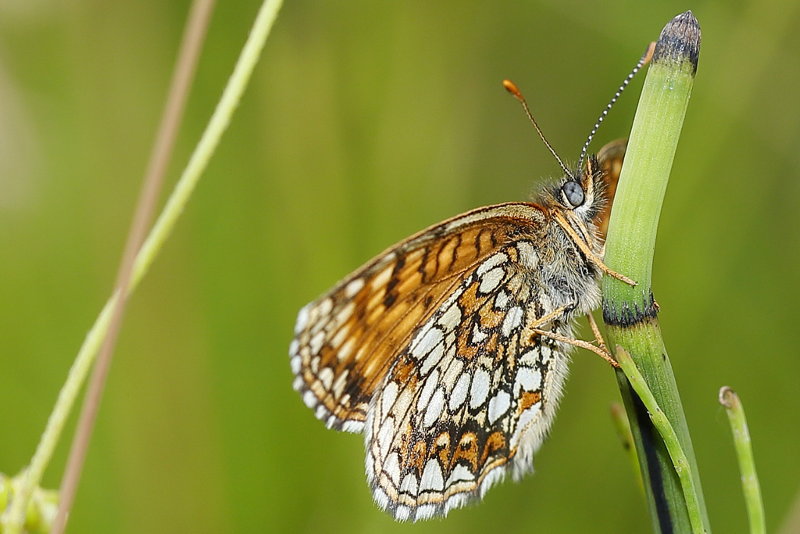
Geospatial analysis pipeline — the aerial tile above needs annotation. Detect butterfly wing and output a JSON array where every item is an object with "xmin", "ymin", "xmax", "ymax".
[
  {"xmin": 291, "ymin": 139, "xmax": 626, "ymax": 520},
  {"xmin": 365, "ymin": 239, "xmax": 573, "ymax": 521},
  {"xmin": 290, "ymin": 203, "xmax": 550, "ymax": 433},
  {"xmin": 594, "ymin": 138, "xmax": 627, "ymax": 238}
]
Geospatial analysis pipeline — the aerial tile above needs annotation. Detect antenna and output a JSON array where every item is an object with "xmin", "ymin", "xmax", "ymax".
[
  {"xmin": 576, "ymin": 42, "xmax": 656, "ymax": 172},
  {"xmin": 503, "ymin": 79, "xmax": 574, "ymax": 179}
]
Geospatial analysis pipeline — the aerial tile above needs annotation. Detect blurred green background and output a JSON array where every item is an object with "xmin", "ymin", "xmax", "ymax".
[{"xmin": 1, "ymin": 1, "xmax": 799, "ymax": 532}]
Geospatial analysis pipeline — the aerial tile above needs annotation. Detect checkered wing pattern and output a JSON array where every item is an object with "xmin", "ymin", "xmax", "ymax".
[
  {"xmin": 290, "ymin": 203, "xmax": 551, "ymax": 434},
  {"xmin": 289, "ymin": 140, "xmax": 627, "ymax": 521},
  {"xmin": 366, "ymin": 238, "xmax": 571, "ymax": 520}
]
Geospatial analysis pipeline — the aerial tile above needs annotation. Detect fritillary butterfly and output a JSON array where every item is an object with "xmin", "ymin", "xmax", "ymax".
[{"xmin": 290, "ymin": 47, "xmax": 652, "ymax": 521}]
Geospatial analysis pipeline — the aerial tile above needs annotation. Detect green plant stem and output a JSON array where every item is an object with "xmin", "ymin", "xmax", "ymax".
[
  {"xmin": 0, "ymin": 1, "xmax": 283, "ymax": 532},
  {"xmin": 0, "ymin": 473, "xmax": 58, "ymax": 534},
  {"xmin": 601, "ymin": 12, "xmax": 710, "ymax": 534},
  {"xmin": 616, "ymin": 347, "xmax": 705, "ymax": 533},
  {"xmin": 719, "ymin": 387, "xmax": 765, "ymax": 534},
  {"xmin": 54, "ymin": 0, "xmax": 217, "ymax": 529}
]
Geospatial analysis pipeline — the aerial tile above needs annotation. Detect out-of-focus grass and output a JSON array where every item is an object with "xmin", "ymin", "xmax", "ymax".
[{"xmin": 1, "ymin": 1, "xmax": 798, "ymax": 533}]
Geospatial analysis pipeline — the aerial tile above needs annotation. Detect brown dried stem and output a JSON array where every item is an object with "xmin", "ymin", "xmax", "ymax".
[{"xmin": 51, "ymin": 1, "xmax": 216, "ymax": 531}]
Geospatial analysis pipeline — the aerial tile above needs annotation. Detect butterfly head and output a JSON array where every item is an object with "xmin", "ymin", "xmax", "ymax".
[{"xmin": 552, "ymin": 155, "xmax": 607, "ymax": 224}]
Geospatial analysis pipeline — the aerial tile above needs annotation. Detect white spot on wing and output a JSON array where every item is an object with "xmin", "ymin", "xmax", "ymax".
[
  {"xmin": 420, "ymin": 458, "xmax": 444, "ymax": 492},
  {"xmin": 478, "ymin": 267, "xmax": 504, "ymax": 294},
  {"xmin": 338, "ymin": 337, "xmax": 355, "ymax": 361},
  {"xmin": 381, "ymin": 381, "xmax": 398, "ymax": 418},
  {"xmin": 332, "ymin": 369, "xmax": 349, "ymax": 396},
  {"xmin": 470, "ymin": 369, "xmax": 490, "ymax": 409},
  {"xmin": 295, "ymin": 305, "xmax": 310, "ymax": 333},
  {"xmin": 514, "ymin": 366, "xmax": 542, "ymax": 395},
  {"xmin": 318, "ymin": 367, "xmax": 334, "ymax": 390},
  {"xmin": 309, "ymin": 331, "xmax": 325, "ymax": 355},
  {"xmin": 384, "ymin": 452, "xmax": 401, "ymax": 484},
  {"xmin": 494, "ymin": 290, "xmax": 509, "ymax": 310},
  {"xmin": 419, "ymin": 340, "xmax": 445, "ymax": 375},
  {"xmin": 417, "ymin": 370, "xmax": 440, "ymax": 411},
  {"xmin": 344, "ymin": 278, "xmax": 365, "ymax": 297},
  {"xmin": 438, "ymin": 302, "xmax": 462, "ymax": 330},
  {"xmin": 446, "ymin": 463, "xmax": 476, "ymax": 486},
  {"xmin": 400, "ymin": 473, "xmax": 418, "ymax": 495},
  {"xmin": 487, "ymin": 390, "xmax": 511, "ymax": 424},
  {"xmin": 371, "ymin": 263, "xmax": 394, "ymax": 289},
  {"xmin": 471, "ymin": 324, "xmax": 487, "ymax": 344},
  {"xmin": 477, "ymin": 252, "xmax": 508, "ymax": 276},
  {"xmin": 394, "ymin": 389, "xmax": 413, "ymax": 421},
  {"xmin": 292, "ymin": 376, "xmax": 304, "ymax": 391},
  {"xmin": 511, "ymin": 403, "xmax": 542, "ymax": 449},
  {"xmin": 423, "ymin": 387, "xmax": 445, "ymax": 428},
  {"xmin": 441, "ymin": 356, "xmax": 464, "ymax": 391},
  {"xmin": 378, "ymin": 417, "xmax": 395, "ymax": 457},
  {"xmin": 411, "ymin": 327, "xmax": 444, "ymax": 359},
  {"xmin": 449, "ymin": 373, "xmax": 470, "ymax": 411},
  {"xmin": 501, "ymin": 305, "xmax": 524, "ymax": 337},
  {"xmin": 519, "ymin": 348, "xmax": 541, "ymax": 366},
  {"xmin": 303, "ymin": 390, "xmax": 317, "ymax": 409},
  {"xmin": 330, "ymin": 323, "xmax": 350, "ymax": 350},
  {"xmin": 317, "ymin": 298, "xmax": 333, "ymax": 317},
  {"xmin": 334, "ymin": 302, "xmax": 355, "ymax": 328}
]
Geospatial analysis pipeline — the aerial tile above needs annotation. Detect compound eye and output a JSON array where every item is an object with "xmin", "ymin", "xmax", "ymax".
[{"xmin": 562, "ymin": 180, "xmax": 585, "ymax": 207}]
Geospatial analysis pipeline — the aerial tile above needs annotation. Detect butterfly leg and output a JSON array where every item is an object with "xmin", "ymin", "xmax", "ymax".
[
  {"xmin": 586, "ymin": 312, "xmax": 610, "ymax": 354},
  {"xmin": 553, "ymin": 211, "xmax": 636, "ymax": 286},
  {"xmin": 530, "ymin": 326, "xmax": 619, "ymax": 368},
  {"xmin": 525, "ymin": 304, "xmax": 572, "ymax": 330},
  {"xmin": 524, "ymin": 305, "xmax": 616, "ymax": 367}
]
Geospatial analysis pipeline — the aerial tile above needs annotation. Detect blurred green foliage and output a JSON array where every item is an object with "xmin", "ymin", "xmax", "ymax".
[{"xmin": 1, "ymin": 1, "xmax": 799, "ymax": 533}]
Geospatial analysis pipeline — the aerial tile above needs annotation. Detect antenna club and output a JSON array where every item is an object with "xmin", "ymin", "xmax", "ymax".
[
  {"xmin": 502, "ymin": 78, "xmax": 573, "ymax": 178},
  {"xmin": 502, "ymin": 79, "xmax": 524, "ymax": 101},
  {"xmin": 643, "ymin": 41, "xmax": 656, "ymax": 64}
]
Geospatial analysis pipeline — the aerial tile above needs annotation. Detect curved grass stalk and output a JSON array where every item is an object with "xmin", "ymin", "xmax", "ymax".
[
  {"xmin": 601, "ymin": 11, "xmax": 710, "ymax": 534},
  {"xmin": 1, "ymin": 1, "xmax": 284, "ymax": 532},
  {"xmin": 616, "ymin": 347, "xmax": 705, "ymax": 534},
  {"xmin": 719, "ymin": 387, "xmax": 765, "ymax": 534}
]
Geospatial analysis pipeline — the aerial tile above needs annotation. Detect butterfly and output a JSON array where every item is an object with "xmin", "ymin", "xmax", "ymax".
[{"xmin": 289, "ymin": 48, "xmax": 652, "ymax": 521}]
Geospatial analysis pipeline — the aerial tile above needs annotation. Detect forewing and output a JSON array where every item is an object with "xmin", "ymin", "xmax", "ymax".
[
  {"xmin": 290, "ymin": 203, "xmax": 548, "ymax": 433},
  {"xmin": 594, "ymin": 138, "xmax": 627, "ymax": 238},
  {"xmin": 365, "ymin": 239, "xmax": 572, "ymax": 521}
]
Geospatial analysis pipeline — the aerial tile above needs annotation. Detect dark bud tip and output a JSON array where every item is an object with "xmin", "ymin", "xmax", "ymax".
[
  {"xmin": 718, "ymin": 386, "xmax": 739, "ymax": 409},
  {"xmin": 652, "ymin": 11, "xmax": 701, "ymax": 74}
]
